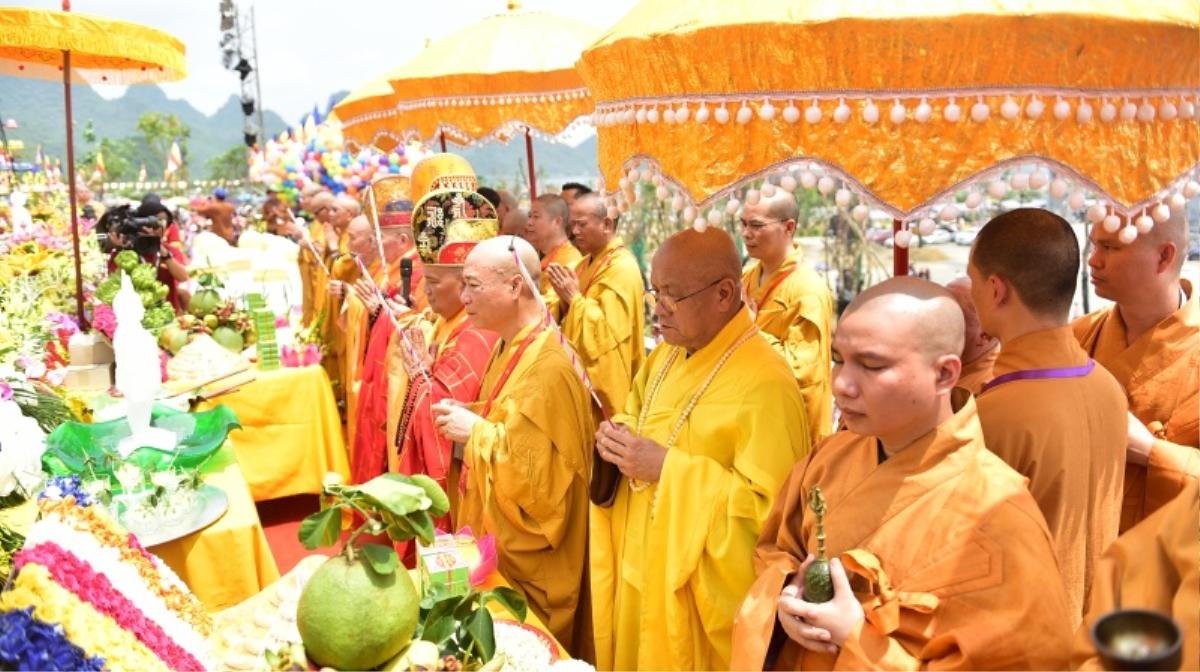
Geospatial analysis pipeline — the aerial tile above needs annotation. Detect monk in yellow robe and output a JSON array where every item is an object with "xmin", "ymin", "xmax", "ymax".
[
  {"xmin": 1071, "ymin": 479, "xmax": 1199, "ymax": 670},
  {"xmin": 731, "ymin": 277, "xmax": 1074, "ymax": 670},
  {"xmin": 547, "ymin": 192, "xmax": 645, "ymax": 417},
  {"xmin": 298, "ymin": 191, "xmax": 336, "ymax": 327},
  {"xmin": 321, "ymin": 194, "xmax": 360, "ymax": 402},
  {"xmin": 1073, "ymin": 207, "xmax": 1199, "ymax": 532},
  {"xmin": 592, "ymin": 227, "xmax": 809, "ymax": 670},
  {"xmin": 740, "ymin": 189, "xmax": 834, "ymax": 444},
  {"xmin": 968, "ymin": 208, "xmax": 1126, "ymax": 622},
  {"xmin": 945, "ymin": 277, "xmax": 999, "ymax": 395},
  {"xmin": 525, "ymin": 194, "xmax": 581, "ymax": 322},
  {"xmin": 432, "ymin": 236, "xmax": 594, "ymax": 657}
]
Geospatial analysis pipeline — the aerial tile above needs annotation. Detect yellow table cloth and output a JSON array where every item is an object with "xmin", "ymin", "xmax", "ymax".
[
  {"xmin": 197, "ymin": 365, "xmax": 348, "ymax": 502},
  {"xmin": 153, "ymin": 444, "xmax": 280, "ymax": 611}
]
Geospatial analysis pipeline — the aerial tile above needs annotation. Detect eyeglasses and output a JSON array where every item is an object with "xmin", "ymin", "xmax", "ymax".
[
  {"xmin": 738, "ymin": 218, "xmax": 785, "ymax": 232},
  {"xmin": 645, "ymin": 277, "xmax": 725, "ymax": 313}
]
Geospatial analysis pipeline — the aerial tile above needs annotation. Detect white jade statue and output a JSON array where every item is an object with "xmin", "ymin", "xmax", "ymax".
[{"xmin": 112, "ymin": 272, "xmax": 175, "ymax": 457}]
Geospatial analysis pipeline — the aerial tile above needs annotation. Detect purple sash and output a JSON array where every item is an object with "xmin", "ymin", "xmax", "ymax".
[{"xmin": 980, "ymin": 359, "xmax": 1096, "ymax": 393}]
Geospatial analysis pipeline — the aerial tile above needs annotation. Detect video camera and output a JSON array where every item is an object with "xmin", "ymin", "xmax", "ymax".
[{"xmin": 97, "ymin": 204, "xmax": 164, "ymax": 256}]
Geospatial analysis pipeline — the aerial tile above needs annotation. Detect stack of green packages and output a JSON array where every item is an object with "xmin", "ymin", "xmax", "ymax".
[{"xmin": 249, "ymin": 296, "xmax": 280, "ymax": 370}]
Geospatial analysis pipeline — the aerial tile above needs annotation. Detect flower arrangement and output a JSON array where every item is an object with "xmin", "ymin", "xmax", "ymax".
[{"xmin": 0, "ymin": 492, "xmax": 213, "ymax": 671}]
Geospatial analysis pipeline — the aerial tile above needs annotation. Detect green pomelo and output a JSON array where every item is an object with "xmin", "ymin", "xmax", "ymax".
[
  {"xmin": 188, "ymin": 288, "xmax": 221, "ymax": 317},
  {"xmin": 297, "ymin": 554, "xmax": 420, "ymax": 671},
  {"xmin": 211, "ymin": 326, "xmax": 244, "ymax": 353}
]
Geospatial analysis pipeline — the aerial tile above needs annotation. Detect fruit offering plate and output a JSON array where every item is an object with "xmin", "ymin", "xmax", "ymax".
[
  {"xmin": 42, "ymin": 404, "xmax": 241, "ymax": 477},
  {"xmin": 211, "ymin": 555, "xmax": 324, "ymax": 671},
  {"xmin": 113, "ymin": 483, "xmax": 230, "ymax": 548}
]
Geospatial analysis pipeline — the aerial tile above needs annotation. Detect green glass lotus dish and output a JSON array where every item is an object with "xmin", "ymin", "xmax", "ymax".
[{"xmin": 42, "ymin": 404, "xmax": 240, "ymax": 482}]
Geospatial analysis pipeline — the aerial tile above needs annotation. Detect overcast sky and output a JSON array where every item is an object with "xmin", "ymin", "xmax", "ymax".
[{"xmin": 12, "ymin": 0, "xmax": 637, "ymax": 122}]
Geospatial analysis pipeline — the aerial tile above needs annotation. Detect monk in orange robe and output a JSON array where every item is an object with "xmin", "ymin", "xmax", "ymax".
[
  {"xmin": 945, "ymin": 277, "xmax": 999, "ymax": 395},
  {"xmin": 524, "ymin": 194, "xmax": 581, "ymax": 323},
  {"xmin": 432, "ymin": 236, "xmax": 594, "ymax": 657},
  {"xmin": 1074, "ymin": 206, "xmax": 1198, "ymax": 532},
  {"xmin": 740, "ymin": 189, "xmax": 834, "ymax": 444},
  {"xmin": 395, "ymin": 260, "xmax": 497, "ymax": 530},
  {"xmin": 731, "ymin": 277, "xmax": 1074, "ymax": 671},
  {"xmin": 968, "ymin": 208, "xmax": 1126, "ymax": 622},
  {"xmin": 1071, "ymin": 479, "xmax": 1199, "ymax": 670}
]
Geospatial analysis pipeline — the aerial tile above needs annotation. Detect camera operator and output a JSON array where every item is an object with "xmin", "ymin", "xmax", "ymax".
[{"xmin": 98, "ymin": 199, "xmax": 189, "ymax": 313}]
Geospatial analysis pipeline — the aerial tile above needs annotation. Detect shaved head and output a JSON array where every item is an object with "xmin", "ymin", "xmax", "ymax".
[
  {"xmin": 500, "ymin": 208, "xmax": 528, "ymax": 237},
  {"xmin": 467, "ymin": 235, "xmax": 542, "ymax": 291},
  {"xmin": 651, "ymin": 227, "xmax": 744, "ymax": 351},
  {"xmin": 334, "ymin": 193, "xmax": 362, "ymax": 216},
  {"xmin": 845, "ymin": 277, "xmax": 965, "ymax": 361},
  {"xmin": 656, "ymin": 226, "xmax": 743, "ymax": 286},
  {"xmin": 971, "ymin": 208, "xmax": 1078, "ymax": 318},
  {"xmin": 1145, "ymin": 206, "xmax": 1189, "ymax": 274},
  {"xmin": 834, "ymin": 277, "xmax": 964, "ymax": 451},
  {"xmin": 756, "ymin": 188, "xmax": 800, "ymax": 222},
  {"xmin": 946, "ymin": 276, "xmax": 998, "ymax": 363}
]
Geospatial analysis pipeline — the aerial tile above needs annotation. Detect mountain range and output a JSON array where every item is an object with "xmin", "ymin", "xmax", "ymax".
[
  {"xmin": 0, "ymin": 76, "xmax": 288, "ymax": 177},
  {"xmin": 0, "ymin": 77, "xmax": 599, "ymax": 185}
]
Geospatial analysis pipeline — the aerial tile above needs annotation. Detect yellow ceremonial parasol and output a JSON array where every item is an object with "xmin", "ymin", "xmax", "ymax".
[
  {"xmin": 332, "ymin": 71, "xmax": 404, "ymax": 153},
  {"xmin": 0, "ymin": 2, "xmax": 186, "ymax": 322},
  {"xmin": 578, "ymin": 0, "xmax": 1200, "ymax": 274},
  {"xmin": 383, "ymin": 2, "xmax": 598, "ymax": 197}
]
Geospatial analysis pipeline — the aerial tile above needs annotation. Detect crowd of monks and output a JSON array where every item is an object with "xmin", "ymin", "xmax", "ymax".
[{"xmin": 283, "ymin": 152, "xmax": 1197, "ymax": 671}]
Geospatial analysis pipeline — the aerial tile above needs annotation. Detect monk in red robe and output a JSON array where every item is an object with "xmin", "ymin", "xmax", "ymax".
[{"xmin": 395, "ymin": 256, "xmax": 497, "ymax": 531}]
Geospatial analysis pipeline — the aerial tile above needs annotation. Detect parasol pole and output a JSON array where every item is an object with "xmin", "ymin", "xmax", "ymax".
[
  {"xmin": 892, "ymin": 218, "xmax": 907, "ymax": 277},
  {"xmin": 525, "ymin": 127, "xmax": 537, "ymax": 199},
  {"xmin": 62, "ymin": 1, "xmax": 86, "ymax": 327},
  {"xmin": 438, "ymin": 131, "xmax": 447, "ymax": 153}
]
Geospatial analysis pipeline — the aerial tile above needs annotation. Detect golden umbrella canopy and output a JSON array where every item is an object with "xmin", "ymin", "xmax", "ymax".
[
  {"xmin": 332, "ymin": 71, "xmax": 404, "ymax": 153},
  {"xmin": 385, "ymin": 3, "xmax": 599, "ymax": 195},
  {"xmin": 579, "ymin": 0, "xmax": 1200, "ymax": 269},
  {"xmin": 0, "ymin": 6, "xmax": 185, "ymax": 82},
  {"xmin": 0, "ymin": 3, "xmax": 186, "ymax": 324}
]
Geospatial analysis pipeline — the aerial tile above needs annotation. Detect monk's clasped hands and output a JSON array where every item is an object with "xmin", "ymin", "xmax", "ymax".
[
  {"xmin": 777, "ymin": 554, "xmax": 864, "ymax": 656},
  {"xmin": 546, "ymin": 263, "xmax": 580, "ymax": 306},
  {"xmin": 432, "ymin": 400, "xmax": 482, "ymax": 443},
  {"xmin": 594, "ymin": 421, "xmax": 668, "ymax": 483}
]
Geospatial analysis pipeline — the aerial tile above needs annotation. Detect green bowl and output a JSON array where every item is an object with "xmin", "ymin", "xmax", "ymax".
[{"xmin": 42, "ymin": 404, "xmax": 240, "ymax": 479}]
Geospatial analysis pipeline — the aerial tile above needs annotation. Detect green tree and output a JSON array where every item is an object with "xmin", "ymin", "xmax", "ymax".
[
  {"xmin": 207, "ymin": 145, "xmax": 249, "ymax": 180},
  {"xmin": 80, "ymin": 137, "xmax": 140, "ymax": 182},
  {"xmin": 82, "ymin": 119, "xmax": 96, "ymax": 145},
  {"xmin": 136, "ymin": 112, "xmax": 190, "ymax": 179}
]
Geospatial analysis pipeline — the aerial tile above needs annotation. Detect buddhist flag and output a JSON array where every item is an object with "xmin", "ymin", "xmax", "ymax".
[
  {"xmin": 164, "ymin": 138, "xmax": 183, "ymax": 179},
  {"xmin": 34, "ymin": 144, "xmax": 44, "ymax": 167},
  {"xmin": 95, "ymin": 150, "xmax": 106, "ymax": 175}
]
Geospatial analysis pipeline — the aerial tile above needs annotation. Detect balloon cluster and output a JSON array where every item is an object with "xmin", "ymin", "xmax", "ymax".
[{"xmin": 248, "ymin": 123, "xmax": 427, "ymax": 205}]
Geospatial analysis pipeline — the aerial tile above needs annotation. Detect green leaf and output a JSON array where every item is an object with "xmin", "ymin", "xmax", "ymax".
[
  {"xmin": 297, "ymin": 506, "xmax": 342, "ymax": 550},
  {"xmin": 466, "ymin": 607, "xmax": 496, "ymax": 661},
  {"xmin": 409, "ymin": 509, "xmax": 436, "ymax": 546},
  {"xmin": 420, "ymin": 596, "xmax": 462, "ymax": 645},
  {"xmin": 360, "ymin": 543, "xmax": 398, "ymax": 576},
  {"xmin": 354, "ymin": 476, "xmax": 431, "ymax": 518},
  {"xmin": 485, "ymin": 586, "xmax": 528, "ymax": 622}
]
